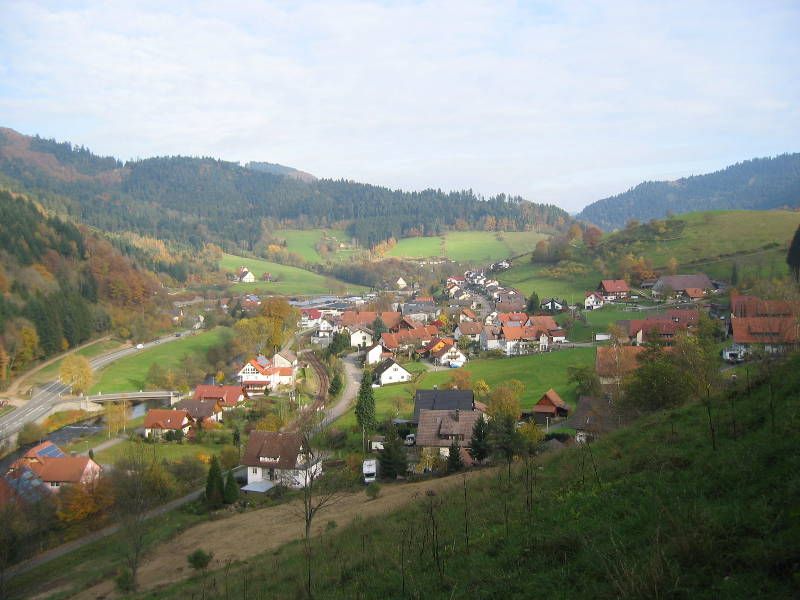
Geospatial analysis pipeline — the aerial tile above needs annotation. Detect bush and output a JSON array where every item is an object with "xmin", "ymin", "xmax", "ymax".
[
  {"xmin": 17, "ymin": 422, "xmax": 46, "ymax": 446},
  {"xmin": 115, "ymin": 568, "xmax": 135, "ymax": 592},
  {"xmin": 365, "ymin": 482, "xmax": 381, "ymax": 500},
  {"xmin": 187, "ymin": 548, "xmax": 213, "ymax": 572}
]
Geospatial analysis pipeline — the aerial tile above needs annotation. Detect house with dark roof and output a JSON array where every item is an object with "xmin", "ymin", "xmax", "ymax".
[
  {"xmin": 241, "ymin": 431, "xmax": 321, "ymax": 491},
  {"xmin": 176, "ymin": 398, "xmax": 223, "ymax": 424},
  {"xmin": 144, "ymin": 409, "xmax": 191, "ymax": 439},
  {"xmin": 652, "ymin": 273, "xmax": 712, "ymax": 297},
  {"xmin": 193, "ymin": 385, "xmax": 247, "ymax": 410},
  {"xmin": 373, "ymin": 358, "xmax": 412, "ymax": 386},
  {"xmin": 566, "ymin": 396, "xmax": 626, "ymax": 443},
  {"xmin": 413, "ymin": 389, "xmax": 475, "ymax": 424},
  {"xmin": 415, "ymin": 409, "xmax": 483, "ymax": 457},
  {"xmin": 454, "ymin": 321, "xmax": 483, "ymax": 342}
]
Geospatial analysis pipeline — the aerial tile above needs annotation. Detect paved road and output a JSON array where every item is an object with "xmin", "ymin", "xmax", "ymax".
[
  {"xmin": 0, "ymin": 330, "xmax": 192, "ymax": 442},
  {"xmin": 320, "ymin": 353, "xmax": 361, "ymax": 428}
]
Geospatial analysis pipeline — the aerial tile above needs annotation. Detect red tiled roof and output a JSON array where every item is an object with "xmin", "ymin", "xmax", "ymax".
[
  {"xmin": 457, "ymin": 322, "xmax": 483, "ymax": 335},
  {"xmin": 683, "ymin": 287, "xmax": 706, "ymax": 299},
  {"xmin": 528, "ymin": 315, "xmax": 559, "ymax": 330},
  {"xmin": 533, "ymin": 388, "xmax": 568, "ymax": 412},
  {"xmin": 28, "ymin": 456, "xmax": 97, "ymax": 484},
  {"xmin": 731, "ymin": 317, "xmax": 799, "ymax": 345},
  {"xmin": 600, "ymin": 279, "xmax": 630, "ymax": 293},
  {"xmin": 144, "ymin": 409, "xmax": 189, "ymax": 430},
  {"xmin": 731, "ymin": 295, "xmax": 800, "ymax": 318},
  {"xmin": 498, "ymin": 312, "xmax": 529, "ymax": 324},
  {"xmin": 381, "ymin": 325, "xmax": 439, "ymax": 350},
  {"xmin": 193, "ymin": 385, "xmax": 246, "ymax": 407},
  {"xmin": 341, "ymin": 311, "xmax": 402, "ymax": 331}
]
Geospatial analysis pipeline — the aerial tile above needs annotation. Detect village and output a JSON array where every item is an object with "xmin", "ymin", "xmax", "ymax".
[{"xmin": 3, "ymin": 259, "xmax": 795, "ymax": 515}]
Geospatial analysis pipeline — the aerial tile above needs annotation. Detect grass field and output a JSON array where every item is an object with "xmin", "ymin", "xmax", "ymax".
[
  {"xmin": 89, "ymin": 328, "xmax": 231, "ymax": 394},
  {"xmin": 560, "ymin": 306, "xmax": 664, "ymax": 342},
  {"xmin": 94, "ymin": 438, "xmax": 227, "ymax": 465},
  {"xmin": 386, "ymin": 230, "xmax": 548, "ymax": 263},
  {"xmin": 277, "ymin": 228, "xmax": 353, "ymax": 263},
  {"xmin": 498, "ymin": 260, "xmax": 601, "ymax": 301},
  {"xmin": 220, "ymin": 253, "xmax": 366, "ymax": 296},
  {"xmin": 28, "ymin": 339, "xmax": 124, "ymax": 386},
  {"xmin": 337, "ymin": 350, "xmax": 595, "ymax": 429}
]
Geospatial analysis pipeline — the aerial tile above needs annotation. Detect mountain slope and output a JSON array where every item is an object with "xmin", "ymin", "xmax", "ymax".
[
  {"xmin": 578, "ymin": 153, "xmax": 800, "ymax": 230},
  {"xmin": 0, "ymin": 128, "xmax": 569, "ymax": 250},
  {"xmin": 245, "ymin": 160, "xmax": 316, "ymax": 182}
]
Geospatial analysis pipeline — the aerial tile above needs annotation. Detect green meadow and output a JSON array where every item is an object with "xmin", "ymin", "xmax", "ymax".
[
  {"xmin": 89, "ymin": 328, "xmax": 231, "ymax": 394},
  {"xmin": 386, "ymin": 230, "xmax": 548, "ymax": 263},
  {"xmin": 220, "ymin": 253, "xmax": 365, "ymax": 296}
]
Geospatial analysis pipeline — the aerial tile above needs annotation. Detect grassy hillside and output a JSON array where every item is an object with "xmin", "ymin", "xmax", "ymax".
[
  {"xmin": 386, "ymin": 230, "xmax": 548, "ymax": 263},
  {"xmin": 499, "ymin": 210, "xmax": 799, "ymax": 300},
  {"xmin": 278, "ymin": 228, "xmax": 354, "ymax": 263},
  {"xmin": 89, "ymin": 328, "xmax": 230, "ymax": 393},
  {"xmin": 220, "ymin": 253, "xmax": 366, "ymax": 296},
  {"xmin": 143, "ymin": 352, "xmax": 800, "ymax": 599}
]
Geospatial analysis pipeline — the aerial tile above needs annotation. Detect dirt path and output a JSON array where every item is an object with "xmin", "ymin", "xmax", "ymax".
[{"xmin": 77, "ymin": 468, "xmax": 496, "ymax": 599}]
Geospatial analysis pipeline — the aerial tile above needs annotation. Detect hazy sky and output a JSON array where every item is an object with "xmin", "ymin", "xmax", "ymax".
[{"xmin": 1, "ymin": 1, "xmax": 798, "ymax": 212}]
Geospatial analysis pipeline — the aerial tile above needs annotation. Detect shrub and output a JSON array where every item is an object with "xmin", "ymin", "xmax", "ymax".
[
  {"xmin": 365, "ymin": 482, "xmax": 381, "ymax": 500},
  {"xmin": 115, "ymin": 568, "xmax": 134, "ymax": 592},
  {"xmin": 187, "ymin": 548, "xmax": 213, "ymax": 572}
]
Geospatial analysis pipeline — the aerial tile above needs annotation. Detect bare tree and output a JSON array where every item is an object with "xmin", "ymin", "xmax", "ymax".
[
  {"xmin": 111, "ymin": 441, "xmax": 167, "ymax": 590},
  {"xmin": 293, "ymin": 417, "xmax": 343, "ymax": 598}
]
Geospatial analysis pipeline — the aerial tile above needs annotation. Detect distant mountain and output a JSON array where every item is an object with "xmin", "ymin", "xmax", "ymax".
[
  {"xmin": 578, "ymin": 154, "xmax": 800, "ymax": 230},
  {"xmin": 245, "ymin": 161, "xmax": 316, "ymax": 182},
  {"xmin": 0, "ymin": 127, "xmax": 569, "ymax": 250}
]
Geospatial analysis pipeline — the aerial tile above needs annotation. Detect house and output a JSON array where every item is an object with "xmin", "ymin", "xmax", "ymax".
[
  {"xmin": 480, "ymin": 325, "xmax": 502, "ymax": 351},
  {"xmin": 415, "ymin": 409, "xmax": 483, "ymax": 457},
  {"xmin": 599, "ymin": 280, "xmax": 630, "ymax": 300},
  {"xmin": 618, "ymin": 309, "xmax": 700, "ymax": 345},
  {"xmin": 314, "ymin": 318, "xmax": 334, "ymax": 339},
  {"xmin": 237, "ymin": 356, "xmax": 295, "ymax": 392},
  {"xmin": 273, "ymin": 350, "xmax": 298, "ymax": 369},
  {"xmin": 540, "ymin": 298, "xmax": 565, "ymax": 312},
  {"xmin": 380, "ymin": 325, "xmax": 439, "ymax": 353},
  {"xmin": 459, "ymin": 308, "xmax": 477, "ymax": 322},
  {"xmin": 652, "ymin": 273, "xmax": 712, "ymax": 297},
  {"xmin": 176, "ymin": 397, "xmax": 224, "ymax": 424},
  {"xmin": 373, "ymin": 358, "xmax": 412, "ymax": 386},
  {"xmin": 454, "ymin": 321, "xmax": 483, "ymax": 342},
  {"xmin": 413, "ymin": 389, "xmax": 475, "ymax": 423},
  {"xmin": 402, "ymin": 301, "xmax": 440, "ymax": 323},
  {"xmin": 731, "ymin": 317, "xmax": 799, "ymax": 353},
  {"xmin": 193, "ymin": 385, "xmax": 247, "ymax": 410},
  {"xmin": 682, "ymin": 287, "xmax": 706, "ymax": 301},
  {"xmin": 584, "ymin": 291, "xmax": 605, "ymax": 311},
  {"xmin": 523, "ymin": 389, "xmax": 569, "ymax": 424},
  {"xmin": 425, "ymin": 339, "xmax": 467, "ymax": 367},
  {"xmin": 364, "ymin": 343, "xmax": 386, "ymax": 366},
  {"xmin": 144, "ymin": 409, "xmax": 191, "ymax": 439},
  {"xmin": 237, "ymin": 267, "xmax": 255, "ymax": 283},
  {"xmin": 242, "ymin": 431, "xmax": 322, "ymax": 491},
  {"xmin": 566, "ymin": 396, "xmax": 624, "ymax": 443},
  {"xmin": 348, "ymin": 327, "xmax": 373, "ymax": 349},
  {"xmin": 9, "ymin": 442, "xmax": 101, "ymax": 493},
  {"xmin": 595, "ymin": 345, "xmax": 646, "ymax": 385},
  {"xmin": 341, "ymin": 310, "xmax": 402, "ymax": 332},
  {"xmin": 731, "ymin": 294, "xmax": 800, "ymax": 319},
  {"xmin": 300, "ymin": 309, "xmax": 323, "ymax": 328}
]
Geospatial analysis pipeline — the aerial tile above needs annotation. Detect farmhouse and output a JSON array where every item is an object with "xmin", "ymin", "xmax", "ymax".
[
  {"xmin": 731, "ymin": 317, "xmax": 799, "ymax": 353},
  {"xmin": 144, "ymin": 409, "xmax": 191, "ymax": 439},
  {"xmin": 598, "ymin": 280, "xmax": 630, "ymax": 300},
  {"xmin": 237, "ymin": 356, "xmax": 295, "ymax": 392},
  {"xmin": 652, "ymin": 273, "xmax": 712, "ymax": 297},
  {"xmin": 176, "ymin": 397, "xmax": 224, "ymax": 425},
  {"xmin": 731, "ymin": 294, "xmax": 800, "ymax": 319},
  {"xmin": 340, "ymin": 310, "xmax": 402, "ymax": 332},
  {"xmin": 380, "ymin": 325, "xmax": 439, "ymax": 352},
  {"xmin": 242, "ymin": 431, "xmax": 322, "ymax": 491},
  {"xmin": 373, "ymin": 358, "xmax": 412, "ymax": 386}
]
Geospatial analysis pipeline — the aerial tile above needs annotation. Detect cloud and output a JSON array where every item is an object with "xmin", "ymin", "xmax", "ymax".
[{"xmin": 0, "ymin": 0, "xmax": 798, "ymax": 211}]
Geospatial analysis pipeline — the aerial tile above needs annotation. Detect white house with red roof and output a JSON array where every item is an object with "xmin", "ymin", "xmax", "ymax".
[
  {"xmin": 237, "ymin": 355, "xmax": 295, "ymax": 393},
  {"xmin": 193, "ymin": 385, "xmax": 247, "ymax": 410},
  {"xmin": 300, "ymin": 309, "xmax": 323, "ymax": 328},
  {"xmin": 9, "ymin": 441, "xmax": 101, "ymax": 493},
  {"xmin": 598, "ymin": 279, "xmax": 630, "ymax": 300},
  {"xmin": 584, "ymin": 291, "xmax": 605, "ymax": 311},
  {"xmin": 144, "ymin": 409, "xmax": 192, "ymax": 439}
]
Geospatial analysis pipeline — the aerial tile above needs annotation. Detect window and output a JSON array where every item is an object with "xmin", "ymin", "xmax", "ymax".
[{"xmin": 251, "ymin": 467, "xmax": 258, "ymax": 474}]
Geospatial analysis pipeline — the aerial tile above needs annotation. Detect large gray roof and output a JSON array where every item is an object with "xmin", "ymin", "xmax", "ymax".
[{"xmin": 413, "ymin": 389, "xmax": 474, "ymax": 423}]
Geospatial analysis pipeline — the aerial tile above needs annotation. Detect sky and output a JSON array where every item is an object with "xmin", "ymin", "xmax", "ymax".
[{"xmin": 1, "ymin": 1, "xmax": 798, "ymax": 212}]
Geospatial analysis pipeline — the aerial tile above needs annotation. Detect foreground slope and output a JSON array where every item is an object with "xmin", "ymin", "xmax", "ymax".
[
  {"xmin": 145, "ymin": 355, "xmax": 800, "ymax": 599},
  {"xmin": 579, "ymin": 153, "xmax": 800, "ymax": 230}
]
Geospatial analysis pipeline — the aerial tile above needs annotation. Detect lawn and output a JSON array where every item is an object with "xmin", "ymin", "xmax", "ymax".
[
  {"xmin": 89, "ymin": 328, "xmax": 231, "ymax": 394},
  {"xmin": 274, "ymin": 228, "xmax": 360, "ymax": 264},
  {"xmin": 386, "ymin": 230, "xmax": 548, "ymax": 264},
  {"xmin": 94, "ymin": 438, "xmax": 229, "ymax": 465},
  {"xmin": 28, "ymin": 338, "xmax": 124, "ymax": 386},
  {"xmin": 336, "ymin": 349, "xmax": 595, "ymax": 430},
  {"xmin": 221, "ymin": 253, "xmax": 365, "ymax": 296},
  {"xmin": 560, "ymin": 306, "xmax": 662, "ymax": 342}
]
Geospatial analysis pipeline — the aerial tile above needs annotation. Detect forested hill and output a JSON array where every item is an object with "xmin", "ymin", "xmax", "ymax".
[
  {"xmin": 578, "ymin": 153, "xmax": 800, "ymax": 230},
  {"xmin": 245, "ymin": 160, "xmax": 316, "ymax": 182},
  {"xmin": 0, "ymin": 127, "xmax": 569, "ymax": 250}
]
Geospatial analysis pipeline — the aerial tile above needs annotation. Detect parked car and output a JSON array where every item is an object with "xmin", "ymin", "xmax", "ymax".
[{"xmin": 136, "ymin": 343, "xmax": 144, "ymax": 349}]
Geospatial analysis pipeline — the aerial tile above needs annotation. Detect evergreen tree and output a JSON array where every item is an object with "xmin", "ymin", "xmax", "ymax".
[
  {"xmin": 223, "ymin": 470, "xmax": 239, "ymax": 504},
  {"xmin": 787, "ymin": 225, "xmax": 800, "ymax": 283},
  {"xmin": 489, "ymin": 414, "xmax": 525, "ymax": 480},
  {"xmin": 731, "ymin": 261, "xmax": 739, "ymax": 286},
  {"xmin": 204, "ymin": 456, "xmax": 225, "ymax": 509},
  {"xmin": 525, "ymin": 291, "xmax": 540, "ymax": 315},
  {"xmin": 379, "ymin": 427, "xmax": 407, "ymax": 480},
  {"xmin": 446, "ymin": 439, "xmax": 463, "ymax": 473},
  {"xmin": 232, "ymin": 427, "xmax": 241, "ymax": 450},
  {"xmin": 371, "ymin": 316, "xmax": 387, "ymax": 337},
  {"xmin": 355, "ymin": 371, "xmax": 376, "ymax": 450},
  {"xmin": 328, "ymin": 371, "xmax": 343, "ymax": 397},
  {"xmin": 468, "ymin": 414, "xmax": 490, "ymax": 462}
]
